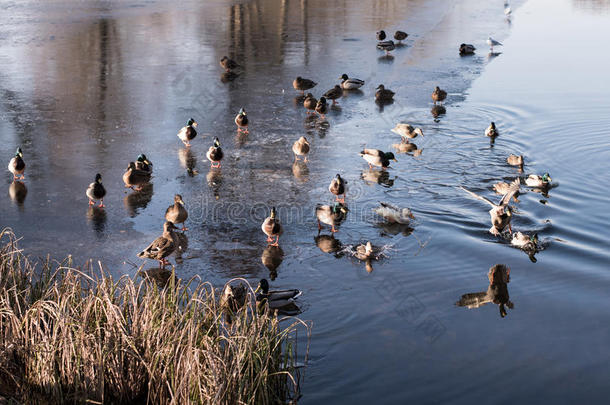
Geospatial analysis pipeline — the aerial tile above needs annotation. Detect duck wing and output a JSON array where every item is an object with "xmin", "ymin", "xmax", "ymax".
[
  {"xmin": 138, "ymin": 236, "xmax": 175, "ymax": 259},
  {"xmin": 498, "ymin": 178, "xmax": 520, "ymax": 207},
  {"xmin": 459, "ymin": 186, "xmax": 496, "ymax": 207}
]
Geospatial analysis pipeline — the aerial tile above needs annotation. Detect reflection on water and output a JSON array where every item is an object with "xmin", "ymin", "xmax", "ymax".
[
  {"xmin": 430, "ymin": 105, "xmax": 446, "ymax": 118},
  {"xmin": 261, "ymin": 245, "xmax": 284, "ymax": 280},
  {"xmin": 8, "ymin": 181, "xmax": 27, "ymax": 207},
  {"xmin": 292, "ymin": 161, "xmax": 310, "ymax": 182},
  {"xmin": 87, "ymin": 206, "xmax": 107, "ymax": 235},
  {"xmin": 361, "ymin": 169, "xmax": 395, "ymax": 187},
  {"xmin": 314, "ymin": 234, "xmax": 344, "ymax": 257},
  {"xmin": 123, "ymin": 183, "xmax": 154, "ymax": 217},
  {"xmin": 456, "ymin": 264, "xmax": 513, "ymax": 318},
  {"xmin": 178, "ymin": 147, "xmax": 197, "ymax": 175}
]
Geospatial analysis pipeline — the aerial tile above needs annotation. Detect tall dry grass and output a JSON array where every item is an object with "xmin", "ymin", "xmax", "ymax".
[{"xmin": 0, "ymin": 228, "xmax": 309, "ymax": 404}]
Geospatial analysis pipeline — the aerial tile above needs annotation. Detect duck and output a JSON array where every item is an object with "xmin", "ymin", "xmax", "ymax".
[
  {"xmin": 511, "ymin": 232, "xmax": 538, "ymax": 252},
  {"xmin": 391, "ymin": 124, "xmax": 424, "ymax": 141},
  {"xmin": 292, "ymin": 136, "xmax": 310, "ymax": 161},
  {"xmin": 376, "ymin": 40, "xmax": 396, "ymax": 55},
  {"xmin": 123, "ymin": 162, "xmax": 151, "ymax": 190},
  {"xmin": 262, "ymin": 207, "xmax": 282, "ymax": 246},
  {"xmin": 303, "ymin": 93, "xmax": 317, "ymax": 114},
  {"xmin": 323, "ymin": 85, "xmax": 343, "ymax": 104},
  {"xmin": 315, "ymin": 96, "xmax": 328, "ymax": 118},
  {"xmin": 376, "ymin": 30, "xmax": 386, "ymax": 41},
  {"xmin": 487, "ymin": 36, "xmax": 503, "ymax": 50},
  {"xmin": 219, "ymin": 283, "xmax": 247, "ymax": 315},
  {"xmin": 354, "ymin": 241, "xmax": 377, "ymax": 261},
  {"xmin": 86, "ymin": 173, "xmax": 106, "ymax": 207},
  {"xmin": 459, "ymin": 43, "xmax": 476, "ymax": 55},
  {"xmin": 206, "ymin": 137, "xmax": 223, "ymax": 168},
  {"xmin": 235, "ymin": 107, "xmax": 248, "ymax": 133},
  {"xmin": 485, "ymin": 122, "xmax": 499, "ymax": 137},
  {"xmin": 8, "ymin": 147, "xmax": 25, "ymax": 181},
  {"xmin": 165, "ymin": 194, "xmax": 188, "ymax": 231},
  {"xmin": 394, "ymin": 30, "xmax": 408, "ymax": 43},
  {"xmin": 460, "ymin": 178, "xmax": 520, "ymax": 235},
  {"xmin": 360, "ymin": 149, "xmax": 397, "ymax": 169},
  {"xmin": 373, "ymin": 202, "xmax": 415, "ymax": 224},
  {"xmin": 177, "ymin": 118, "xmax": 198, "ymax": 147},
  {"xmin": 329, "ymin": 173, "xmax": 347, "ymax": 202},
  {"xmin": 525, "ymin": 173, "xmax": 552, "ymax": 188},
  {"xmin": 507, "ymin": 154, "xmax": 523, "ymax": 167},
  {"xmin": 135, "ymin": 154, "xmax": 153, "ymax": 174},
  {"xmin": 339, "ymin": 73, "xmax": 365, "ymax": 90},
  {"xmin": 255, "ymin": 278, "xmax": 302, "ymax": 315},
  {"xmin": 220, "ymin": 56, "xmax": 239, "ymax": 72},
  {"xmin": 293, "ymin": 76, "xmax": 317, "ymax": 93},
  {"xmin": 492, "ymin": 182, "xmax": 520, "ymax": 201},
  {"xmin": 375, "ymin": 85, "xmax": 395, "ymax": 102},
  {"xmin": 316, "ymin": 203, "xmax": 348, "ymax": 233},
  {"xmin": 137, "ymin": 221, "xmax": 179, "ymax": 267},
  {"xmin": 431, "ymin": 86, "xmax": 447, "ymax": 105}
]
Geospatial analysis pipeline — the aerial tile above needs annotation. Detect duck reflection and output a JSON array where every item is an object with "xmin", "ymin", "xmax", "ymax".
[
  {"xmin": 220, "ymin": 71, "xmax": 239, "ymax": 83},
  {"xmin": 316, "ymin": 119, "xmax": 330, "ymax": 138},
  {"xmin": 261, "ymin": 245, "xmax": 284, "ymax": 280},
  {"xmin": 361, "ymin": 168, "xmax": 395, "ymax": 187},
  {"xmin": 294, "ymin": 94, "xmax": 307, "ymax": 107},
  {"xmin": 292, "ymin": 161, "xmax": 309, "ymax": 182},
  {"xmin": 431, "ymin": 105, "xmax": 446, "ymax": 119},
  {"xmin": 206, "ymin": 169, "xmax": 222, "ymax": 199},
  {"xmin": 9, "ymin": 180, "xmax": 27, "ymax": 206},
  {"xmin": 342, "ymin": 89, "xmax": 364, "ymax": 98},
  {"xmin": 487, "ymin": 51, "xmax": 503, "ymax": 60},
  {"xmin": 455, "ymin": 264, "xmax": 514, "ymax": 318},
  {"xmin": 86, "ymin": 206, "xmax": 107, "ymax": 235},
  {"xmin": 377, "ymin": 222, "xmax": 414, "ymax": 237},
  {"xmin": 138, "ymin": 267, "xmax": 173, "ymax": 287},
  {"xmin": 392, "ymin": 142, "xmax": 423, "ymax": 156},
  {"xmin": 314, "ymin": 233, "xmax": 344, "ymax": 258},
  {"xmin": 375, "ymin": 98, "xmax": 394, "ymax": 112},
  {"xmin": 378, "ymin": 54, "xmax": 395, "ymax": 63},
  {"xmin": 178, "ymin": 147, "xmax": 197, "ymax": 176},
  {"xmin": 124, "ymin": 183, "xmax": 154, "ymax": 217},
  {"xmin": 173, "ymin": 231, "xmax": 189, "ymax": 264}
]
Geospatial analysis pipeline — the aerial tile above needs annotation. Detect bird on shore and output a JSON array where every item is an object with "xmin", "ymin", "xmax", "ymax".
[
  {"xmin": 177, "ymin": 118, "xmax": 198, "ymax": 147},
  {"xmin": 485, "ymin": 122, "xmax": 499, "ymax": 137},
  {"xmin": 165, "ymin": 194, "xmax": 188, "ymax": 231},
  {"xmin": 262, "ymin": 207, "xmax": 282, "ymax": 246},
  {"xmin": 487, "ymin": 36, "xmax": 503, "ymax": 50},
  {"xmin": 375, "ymin": 85, "xmax": 395, "ymax": 102},
  {"xmin": 377, "ymin": 40, "xmax": 396, "ymax": 55},
  {"xmin": 315, "ymin": 96, "xmax": 328, "ymax": 118},
  {"xmin": 255, "ymin": 278, "xmax": 302, "ymax": 315},
  {"xmin": 220, "ymin": 56, "xmax": 239, "ymax": 72},
  {"xmin": 8, "ymin": 147, "xmax": 25, "ymax": 181},
  {"xmin": 206, "ymin": 137, "xmax": 223, "ymax": 168},
  {"xmin": 360, "ymin": 149, "xmax": 397, "ymax": 169},
  {"xmin": 329, "ymin": 174, "xmax": 347, "ymax": 203},
  {"xmin": 235, "ymin": 108, "xmax": 248, "ymax": 133},
  {"xmin": 138, "ymin": 221, "xmax": 179, "ymax": 268},
  {"xmin": 376, "ymin": 30, "xmax": 386, "ymax": 41},
  {"xmin": 394, "ymin": 30, "xmax": 408, "ymax": 43},
  {"xmin": 135, "ymin": 154, "xmax": 153, "ymax": 174},
  {"xmin": 292, "ymin": 136, "xmax": 310, "ymax": 161},
  {"xmin": 293, "ymin": 76, "xmax": 317, "ymax": 94},
  {"xmin": 525, "ymin": 173, "xmax": 552, "ymax": 188},
  {"xmin": 431, "ymin": 86, "xmax": 447, "ymax": 105},
  {"xmin": 316, "ymin": 203, "xmax": 348, "ymax": 233},
  {"xmin": 323, "ymin": 85, "xmax": 343, "ymax": 105},
  {"xmin": 391, "ymin": 124, "xmax": 424, "ymax": 141},
  {"xmin": 460, "ymin": 178, "xmax": 520, "ymax": 235},
  {"xmin": 459, "ymin": 43, "xmax": 476, "ymax": 55},
  {"xmin": 373, "ymin": 202, "xmax": 415, "ymax": 224},
  {"xmin": 339, "ymin": 74, "xmax": 365, "ymax": 90},
  {"xmin": 303, "ymin": 93, "xmax": 317, "ymax": 114},
  {"xmin": 86, "ymin": 173, "xmax": 106, "ymax": 207},
  {"xmin": 123, "ymin": 162, "xmax": 151, "ymax": 190}
]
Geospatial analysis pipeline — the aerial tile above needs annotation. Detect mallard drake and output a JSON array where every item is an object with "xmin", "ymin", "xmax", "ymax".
[
  {"xmin": 339, "ymin": 74, "xmax": 365, "ymax": 90},
  {"xmin": 220, "ymin": 56, "xmax": 239, "ymax": 72},
  {"xmin": 511, "ymin": 232, "xmax": 538, "ymax": 252},
  {"xmin": 323, "ymin": 85, "xmax": 343, "ymax": 104},
  {"xmin": 487, "ymin": 36, "xmax": 503, "ymax": 50},
  {"xmin": 459, "ymin": 43, "xmax": 476, "ymax": 55},
  {"xmin": 255, "ymin": 278, "xmax": 301, "ymax": 315},
  {"xmin": 394, "ymin": 30, "xmax": 408, "ymax": 43},
  {"xmin": 376, "ymin": 40, "xmax": 396, "ymax": 54},
  {"xmin": 123, "ymin": 162, "xmax": 151, "ymax": 190},
  {"xmin": 375, "ymin": 85, "xmax": 394, "ymax": 101},
  {"xmin": 262, "ymin": 207, "xmax": 282, "ymax": 246},
  {"xmin": 507, "ymin": 154, "xmax": 523, "ymax": 167},
  {"xmin": 177, "ymin": 118, "xmax": 198, "ymax": 147},
  {"xmin": 315, "ymin": 96, "xmax": 328, "ymax": 118},
  {"xmin": 234, "ymin": 107, "xmax": 248, "ymax": 133},
  {"xmin": 206, "ymin": 137, "xmax": 223, "ymax": 168},
  {"xmin": 460, "ymin": 178, "xmax": 520, "ymax": 235},
  {"xmin": 376, "ymin": 30, "xmax": 386, "ymax": 41},
  {"xmin": 86, "ymin": 173, "xmax": 106, "ymax": 207},
  {"xmin": 360, "ymin": 149, "xmax": 397, "ymax": 169},
  {"xmin": 165, "ymin": 194, "xmax": 188, "ymax": 231},
  {"xmin": 135, "ymin": 154, "xmax": 153, "ymax": 174},
  {"xmin": 293, "ymin": 76, "xmax": 317, "ymax": 93},
  {"xmin": 292, "ymin": 136, "xmax": 310, "ymax": 161},
  {"xmin": 391, "ymin": 124, "xmax": 424, "ymax": 140},
  {"xmin": 431, "ymin": 86, "xmax": 447, "ymax": 105},
  {"xmin": 137, "ymin": 221, "xmax": 179, "ymax": 267},
  {"xmin": 329, "ymin": 174, "xmax": 346, "ymax": 202},
  {"xmin": 374, "ymin": 202, "xmax": 414, "ymax": 224},
  {"xmin": 303, "ymin": 93, "xmax": 317, "ymax": 114},
  {"xmin": 316, "ymin": 202, "xmax": 348, "ymax": 233},
  {"xmin": 525, "ymin": 173, "xmax": 552, "ymax": 188},
  {"xmin": 485, "ymin": 122, "xmax": 499, "ymax": 137},
  {"xmin": 8, "ymin": 148, "xmax": 25, "ymax": 180}
]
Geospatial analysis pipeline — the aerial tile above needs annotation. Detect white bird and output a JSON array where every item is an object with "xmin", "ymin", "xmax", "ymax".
[
  {"xmin": 487, "ymin": 36, "xmax": 503, "ymax": 50},
  {"xmin": 504, "ymin": 5, "xmax": 512, "ymax": 16}
]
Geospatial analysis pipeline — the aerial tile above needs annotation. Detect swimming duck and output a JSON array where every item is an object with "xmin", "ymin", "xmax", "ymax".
[
  {"xmin": 375, "ymin": 85, "xmax": 395, "ymax": 102},
  {"xmin": 220, "ymin": 56, "xmax": 239, "ymax": 72},
  {"xmin": 360, "ymin": 149, "xmax": 397, "ymax": 169},
  {"xmin": 177, "ymin": 118, "xmax": 198, "ymax": 147},
  {"xmin": 487, "ymin": 36, "xmax": 503, "ymax": 50},
  {"xmin": 8, "ymin": 147, "xmax": 25, "ymax": 181},
  {"xmin": 485, "ymin": 122, "xmax": 499, "ymax": 137},
  {"xmin": 492, "ymin": 182, "xmax": 520, "ymax": 202},
  {"xmin": 262, "ymin": 207, "xmax": 282, "ymax": 246},
  {"xmin": 235, "ymin": 107, "xmax": 248, "ymax": 133},
  {"xmin": 525, "ymin": 173, "xmax": 552, "ymax": 188},
  {"xmin": 374, "ymin": 202, "xmax": 415, "ymax": 224},
  {"xmin": 339, "ymin": 74, "xmax": 365, "ymax": 90},
  {"xmin": 316, "ymin": 203, "xmax": 348, "ymax": 233},
  {"xmin": 329, "ymin": 174, "xmax": 347, "ymax": 202},
  {"xmin": 315, "ymin": 96, "xmax": 328, "ymax": 118},
  {"xmin": 377, "ymin": 40, "xmax": 396, "ymax": 55},
  {"xmin": 511, "ymin": 232, "xmax": 538, "ymax": 252},
  {"xmin": 255, "ymin": 278, "xmax": 302, "ymax": 315},
  {"xmin": 391, "ymin": 124, "xmax": 424, "ymax": 140},
  {"xmin": 123, "ymin": 162, "xmax": 151, "ymax": 190},
  {"xmin": 460, "ymin": 178, "xmax": 520, "ymax": 235},
  {"xmin": 376, "ymin": 30, "xmax": 386, "ymax": 41},
  {"xmin": 354, "ymin": 241, "xmax": 378, "ymax": 261},
  {"xmin": 507, "ymin": 154, "xmax": 523, "ymax": 167},
  {"xmin": 165, "ymin": 194, "xmax": 188, "ymax": 231},
  {"xmin": 137, "ymin": 221, "xmax": 179, "ymax": 267},
  {"xmin": 135, "ymin": 154, "xmax": 153, "ymax": 174},
  {"xmin": 459, "ymin": 43, "xmax": 476, "ymax": 55},
  {"xmin": 394, "ymin": 30, "xmax": 408, "ymax": 43},
  {"xmin": 206, "ymin": 137, "xmax": 223, "ymax": 168},
  {"xmin": 323, "ymin": 85, "xmax": 343, "ymax": 105},
  {"xmin": 292, "ymin": 136, "xmax": 310, "ymax": 161},
  {"xmin": 431, "ymin": 86, "xmax": 447, "ymax": 105},
  {"xmin": 293, "ymin": 76, "xmax": 317, "ymax": 93},
  {"xmin": 86, "ymin": 173, "xmax": 106, "ymax": 207},
  {"xmin": 303, "ymin": 93, "xmax": 317, "ymax": 114}
]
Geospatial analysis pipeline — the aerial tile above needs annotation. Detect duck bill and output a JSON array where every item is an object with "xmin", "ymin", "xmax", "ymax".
[
  {"xmin": 192, "ymin": 122, "xmax": 198, "ymax": 127},
  {"xmin": 254, "ymin": 285, "xmax": 261, "ymax": 293},
  {"xmin": 393, "ymin": 158, "xmax": 398, "ymax": 162}
]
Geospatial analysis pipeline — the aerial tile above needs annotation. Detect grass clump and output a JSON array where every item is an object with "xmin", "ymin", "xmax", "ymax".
[{"xmin": 0, "ymin": 228, "xmax": 309, "ymax": 404}]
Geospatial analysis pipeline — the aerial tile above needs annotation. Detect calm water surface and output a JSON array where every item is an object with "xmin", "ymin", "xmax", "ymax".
[{"xmin": 1, "ymin": 0, "xmax": 609, "ymax": 403}]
